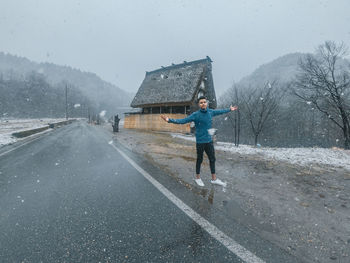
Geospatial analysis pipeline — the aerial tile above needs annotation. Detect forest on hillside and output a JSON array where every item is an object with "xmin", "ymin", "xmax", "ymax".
[
  {"xmin": 0, "ymin": 52, "xmax": 133, "ymax": 118},
  {"xmin": 0, "ymin": 72, "xmax": 96, "ymax": 119},
  {"xmin": 216, "ymin": 41, "xmax": 350, "ymax": 149}
]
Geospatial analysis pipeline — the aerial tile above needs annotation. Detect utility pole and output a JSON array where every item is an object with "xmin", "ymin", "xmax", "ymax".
[
  {"xmin": 65, "ymin": 84, "xmax": 68, "ymax": 120},
  {"xmin": 234, "ymin": 87, "xmax": 240, "ymax": 147}
]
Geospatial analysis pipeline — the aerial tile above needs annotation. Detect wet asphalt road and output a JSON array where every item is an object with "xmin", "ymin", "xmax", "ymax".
[
  {"xmin": 0, "ymin": 121, "xmax": 242, "ymax": 262},
  {"xmin": 0, "ymin": 121, "xmax": 302, "ymax": 263}
]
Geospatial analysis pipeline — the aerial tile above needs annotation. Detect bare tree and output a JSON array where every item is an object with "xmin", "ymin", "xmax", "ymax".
[
  {"xmin": 294, "ymin": 41, "xmax": 350, "ymax": 149},
  {"xmin": 241, "ymin": 81, "xmax": 282, "ymax": 146},
  {"xmin": 219, "ymin": 84, "xmax": 241, "ymax": 146},
  {"xmin": 229, "ymin": 85, "xmax": 241, "ymax": 146}
]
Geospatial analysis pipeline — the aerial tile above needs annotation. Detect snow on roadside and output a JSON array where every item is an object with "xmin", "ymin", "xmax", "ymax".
[
  {"xmin": 171, "ymin": 133, "xmax": 350, "ymax": 171},
  {"xmin": 0, "ymin": 118, "xmax": 66, "ymax": 146},
  {"xmin": 0, "ymin": 133, "xmax": 17, "ymax": 146}
]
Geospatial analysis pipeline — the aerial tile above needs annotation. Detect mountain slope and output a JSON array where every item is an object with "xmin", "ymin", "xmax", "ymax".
[
  {"xmin": 237, "ymin": 53, "xmax": 306, "ymax": 87},
  {"xmin": 0, "ymin": 52, "xmax": 133, "ymax": 115}
]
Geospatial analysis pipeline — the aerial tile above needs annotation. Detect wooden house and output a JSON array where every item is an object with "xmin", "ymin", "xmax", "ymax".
[{"xmin": 124, "ymin": 56, "xmax": 217, "ymax": 133}]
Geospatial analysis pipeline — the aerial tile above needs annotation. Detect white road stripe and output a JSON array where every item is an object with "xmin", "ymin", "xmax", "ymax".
[
  {"xmin": 0, "ymin": 135, "xmax": 45, "ymax": 158},
  {"xmin": 111, "ymin": 143, "xmax": 266, "ymax": 263}
]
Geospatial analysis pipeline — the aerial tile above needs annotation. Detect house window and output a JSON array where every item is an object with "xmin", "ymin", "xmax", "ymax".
[
  {"xmin": 142, "ymin": 108, "xmax": 150, "ymax": 114},
  {"xmin": 161, "ymin": 106, "xmax": 171, "ymax": 113},
  {"xmin": 186, "ymin": 106, "xmax": 191, "ymax": 115},
  {"xmin": 172, "ymin": 106, "xmax": 185, "ymax": 114},
  {"xmin": 152, "ymin": 107, "xmax": 160, "ymax": 114},
  {"xmin": 198, "ymin": 90, "xmax": 204, "ymax": 98}
]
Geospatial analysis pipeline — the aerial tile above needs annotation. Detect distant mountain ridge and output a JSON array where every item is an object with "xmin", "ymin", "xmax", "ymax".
[
  {"xmin": 236, "ymin": 52, "xmax": 349, "ymax": 88},
  {"xmin": 0, "ymin": 52, "xmax": 133, "ymax": 115},
  {"xmin": 237, "ymin": 53, "xmax": 306, "ymax": 87}
]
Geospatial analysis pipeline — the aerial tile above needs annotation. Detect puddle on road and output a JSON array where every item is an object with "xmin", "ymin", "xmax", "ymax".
[{"xmin": 191, "ymin": 184, "xmax": 276, "ymax": 234}]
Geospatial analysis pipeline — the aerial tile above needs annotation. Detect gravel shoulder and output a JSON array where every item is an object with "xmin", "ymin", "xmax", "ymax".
[{"xmin": 107, "ymin": 125, "xmax": 350, "ymax": 263}]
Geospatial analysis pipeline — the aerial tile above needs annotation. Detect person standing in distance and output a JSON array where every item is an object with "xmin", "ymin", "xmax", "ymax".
[{"xmin": 161, "ymin": 96, "xmax": 238, "ymax": 187}]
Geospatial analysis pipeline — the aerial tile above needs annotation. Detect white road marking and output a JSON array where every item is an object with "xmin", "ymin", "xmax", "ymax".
[
  {"xmin": 110, "ymin": 143, "xmax": 266, "ymax": 263},
  {"xmin": 0, "ymin": 135, "xmax": 45, "ymax": 157}
]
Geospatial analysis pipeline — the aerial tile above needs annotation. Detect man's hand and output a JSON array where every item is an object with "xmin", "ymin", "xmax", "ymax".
[
  {"xmin": 230, "ymin": 105, "xmax": 238, "ymax": 111},
  {"xmin": 160, "ymin": 115, "xmax": 169, "ymax": 122}
]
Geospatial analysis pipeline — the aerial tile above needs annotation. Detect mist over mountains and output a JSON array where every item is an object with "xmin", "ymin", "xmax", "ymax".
[
  {"xmin": 0, "ymin": 52, "xmax": 133, "ymax": 118},
  {"xmin": 217, "ymin": 48, "xmax": 350, "ymax": 148},
  {"xmin": 235, "ymin": 52, "xmax": 349, "ymax": 89},
  {"xmin": 236, "ymin": 53, "xmax": 304, "ymax": 88}
]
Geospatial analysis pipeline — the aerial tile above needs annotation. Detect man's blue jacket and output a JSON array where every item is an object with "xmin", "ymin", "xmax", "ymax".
[{"xmin": 168, "ymin": 108, "xmax": 230, "ymax": 143}]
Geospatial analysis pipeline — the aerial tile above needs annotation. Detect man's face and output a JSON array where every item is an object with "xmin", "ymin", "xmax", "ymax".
[{"xmin": 198, "ymin": 99, "xmax": 207, "ymax": 110}]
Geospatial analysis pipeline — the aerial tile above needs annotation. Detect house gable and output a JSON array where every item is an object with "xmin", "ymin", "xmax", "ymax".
[{"xmin": 130, "ymin": 56, "xmax": 217, "ymax": 109}]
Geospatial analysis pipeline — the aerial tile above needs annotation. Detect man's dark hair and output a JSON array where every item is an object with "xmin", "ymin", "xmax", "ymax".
[{"xmin": 197, "ymin": 96, "xmax": 207, "ymax": 103}]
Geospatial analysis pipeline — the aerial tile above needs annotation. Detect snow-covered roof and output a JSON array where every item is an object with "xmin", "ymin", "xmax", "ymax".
[{"xmin": 130, "ymin": 56, "xmax": 217, "ymax": 108}]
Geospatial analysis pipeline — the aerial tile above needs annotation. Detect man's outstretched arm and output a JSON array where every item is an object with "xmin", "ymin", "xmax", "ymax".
[
  {"xmin": 160, "ymin": 113, "xmax": 195, "ymax": 124},
  {"xmin": 212, "ymin": 105, "xmax": 238, "ymax": 116}
]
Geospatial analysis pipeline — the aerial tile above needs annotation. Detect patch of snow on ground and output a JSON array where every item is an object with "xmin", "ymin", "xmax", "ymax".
[
  {"xmin": 0, "ymin": 133, "xmax": 17, "ymax": 146},
  {"xmin": 171, "ymin": 133, "xmax": 350, "ymax": 170},
  {"xmin": 0, "ymin": 118, "xmax": 66, "ymax": 146}
]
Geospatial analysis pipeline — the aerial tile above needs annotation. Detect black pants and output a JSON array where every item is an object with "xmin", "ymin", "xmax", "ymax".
[{"xmin": 196, "ymin": 142, "xmax": 216, "ymax": 174}]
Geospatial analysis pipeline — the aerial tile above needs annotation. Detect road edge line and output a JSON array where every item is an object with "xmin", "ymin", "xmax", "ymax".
[
  {"xmin": 111, "ymin": 143, "xmax": 266, "ymax": 263},
  {"xmin": 0, "ymin": 132, "xmax": 50, "ymax": 158}
]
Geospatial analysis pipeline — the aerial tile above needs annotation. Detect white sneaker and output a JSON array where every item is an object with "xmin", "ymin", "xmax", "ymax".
[
  {"xmin": 195, "ymin": 178, "xmax": 204, "ymax": 187},
  {"xmin": 211, "ymin": 178, "xmax": 227, "ymax": 187}
]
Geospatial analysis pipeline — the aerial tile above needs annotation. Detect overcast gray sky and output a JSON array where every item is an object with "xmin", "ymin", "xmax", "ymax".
[{"xmin": 1, "ymin": 0, "xmax": 349, "ymax": 96}]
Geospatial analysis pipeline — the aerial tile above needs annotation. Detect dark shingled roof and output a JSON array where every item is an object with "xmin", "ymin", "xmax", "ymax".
[{"xmin": 131, "ymin": 56, "xmax": 217, "ymax": 108}]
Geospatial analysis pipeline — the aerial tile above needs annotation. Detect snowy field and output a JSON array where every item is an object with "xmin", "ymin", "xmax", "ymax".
[
  {"xmin": 0, "ymin": 118, "xmax": 66, "ymax": 146},
  {"xmin": 171, "ymin": 134, "xmax": 350, "ymax": 171}
]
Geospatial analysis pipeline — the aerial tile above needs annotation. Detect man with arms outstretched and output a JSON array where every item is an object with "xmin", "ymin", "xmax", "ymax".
[{"xmin": 161, "ymin": 96, "xmax": 238, "ymax": 187}]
